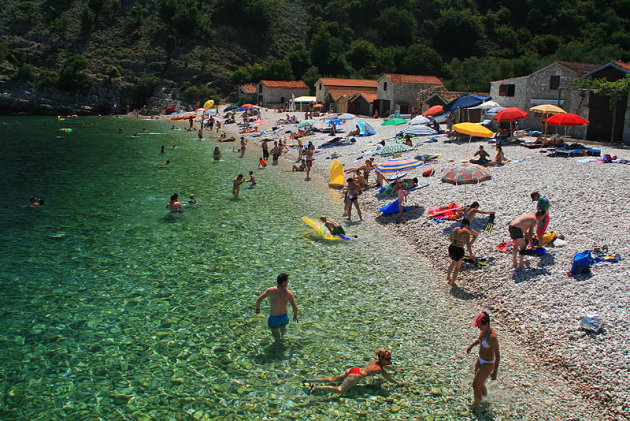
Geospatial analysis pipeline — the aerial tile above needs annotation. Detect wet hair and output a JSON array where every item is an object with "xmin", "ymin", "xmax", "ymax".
[
  {"xmin": 536, "ymin": 209, "xmax": 546, "ymax": 218},
  {"xmin": 412, "ymin": 177, "xmax": 418, "ymax": 183},
  {"xmin": 170, "ymin": 193, "xmax": 178, "ymax": 201},
  {"xmin": 376, "ymin": 349, "xmax": 391, "ymax": 360},
  {"xmin": 531, "ymin": 191, "xmax": 540, "ymax": 201},
  {"xmin": 478, "ymin": 311, "xmax": 490, "ymax": 325},
  {"xmin": 38, "ymin": 199, "xmax": 44, "ymax": 205},
  {"xmin": 249, "ymin": 171, "xmax": 253, "ymax": 175},
  {"xmin": 237, "ymin": 174, "xmax": 243, "ymax": 179},
  {"xmin": 461, "ymin": 219, "xmax": 470, "ymax": 227},
  {"xmin": 277, "ymin": 273, "xmax": 289, "ymax": 284},
  {"xmin": 470, "ymin": 201, "xmax": 479, "ymax": 208},
  {"xmin": 165, "ymin": 160, "xmax": 170, "ymax": 164},
  {"xmin": 319, "ymin": 216, "xmax": 327, "ymax": 222}
]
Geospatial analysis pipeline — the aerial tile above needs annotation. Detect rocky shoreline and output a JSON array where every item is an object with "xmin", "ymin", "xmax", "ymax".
[{"xmin": 215, "ymin": 108, "xmax": 629, "ymax": 420}]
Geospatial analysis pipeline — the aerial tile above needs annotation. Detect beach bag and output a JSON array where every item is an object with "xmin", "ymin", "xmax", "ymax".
[
  {"xmin": 570, "ymin": 250, "xmax": 593, "ymax": 276},
  {"xmin": 542, "ymin": 230, "xmax": 557, "ymax": 245}
]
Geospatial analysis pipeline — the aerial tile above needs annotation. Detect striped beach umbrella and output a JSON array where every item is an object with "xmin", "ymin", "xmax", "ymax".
[
  {"xmin": 376, "ymin": 157, "xmax": 423, "ymax": 173},
  {"xmin": 338, "ymin": 113, "xmax": 356, "ymax": 120},
  {"xmin": 298, "ymin": 119, "xmax": 316, "ymax": 128},
  {"xmin": 441, "ymin": 163, "xmax": 491, "ymax": 185}
]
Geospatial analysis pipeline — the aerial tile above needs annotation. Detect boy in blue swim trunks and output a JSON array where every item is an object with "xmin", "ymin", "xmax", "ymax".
[{"xmin": 255, "ymin": 273, "xmax": 298, "ymax": 340}]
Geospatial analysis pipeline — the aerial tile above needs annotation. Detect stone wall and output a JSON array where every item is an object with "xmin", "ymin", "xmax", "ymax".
[{"xmin": 259, "ymin": 86, "xmax": 309, "ymax": 107}]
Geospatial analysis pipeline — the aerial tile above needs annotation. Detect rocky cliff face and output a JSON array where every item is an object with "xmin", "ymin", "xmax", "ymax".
[{"xmin": 0, "ymin": 81, "xmax": 189, "ymax": 115}]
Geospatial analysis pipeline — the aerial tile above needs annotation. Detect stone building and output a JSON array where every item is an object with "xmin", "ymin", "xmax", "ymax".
[
  {"xmin": 257, "ymin": 80, "xmax": 309, "ymax": 108},
  {"xmin": 490, "ymin": 61, "xmax": 601, "ymax": 137},
  {"xmin": 584, "ymin": 61, "xmax": 630, "ymax": 143},
  {"xmin": 375, "ymin": 74, "xmax": 444, "ymax": 116},
  {"xmin": 315, "ymin": 78, "xmax": 377, "ymax": 114},
  {"xmin": 237, "ymin": 83, "xmax": 257, "ymax": 103}
]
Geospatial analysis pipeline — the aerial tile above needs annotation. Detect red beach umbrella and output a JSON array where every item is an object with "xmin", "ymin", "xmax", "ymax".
[
  {"xmin": 240, "ymin": 104, "xmax": 258, "ymax": 109},
  {"xmin": 493, "ymin": 107, "xmax": 528, "ymax": 122},
  {"xmin": 423, "ymin": 105, "xmax": 443, "ymax": 116},
  {"xmin": 545, "ymin": 113, "xmax": 589, "ymax": 126}
]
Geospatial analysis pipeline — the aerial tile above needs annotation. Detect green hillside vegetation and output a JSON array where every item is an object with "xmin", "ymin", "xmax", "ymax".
[{"xmin": 0, "ymin": 0, "xmax": 628, "ymax": 108}]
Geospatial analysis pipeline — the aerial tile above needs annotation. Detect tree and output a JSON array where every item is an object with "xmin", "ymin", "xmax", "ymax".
[
  {"xmin": 399, "ymin": 44, "xmax": 444, "ymax": 76},
  {"xmin": 58, "ymin": 55, "xmax": 91, "ymax": 89},
  {"xmin": 375, "ymin": 7, "xmax": 417, "ymax": 47},
  {"xmin": 165, "ymin": 35, "xmax": 177, "ymax": 58},
  {"xmin": 346, "ymin": 41, "xmax": 379, "ymax": 72},
  {"xmin": 105, "ymin": 65, "xmax": 121, "ymax": 83},
  {"xmin": 287, "ymin": 43, "xmax": 311, "ymax": 80},
  {"xmin": 571, "ymin": 75, "xmax": 630, "ymax": 142},
  {"xmin": 302, "ymin": 66, "xmax": 321, "ymax": 95},
  {"xmin": 433, "ymin": 9, "xmax": 484, "ymax": 58},
  {"xmin": 309, "ymin": 28, "xmax": 345, "ymax": 75}
]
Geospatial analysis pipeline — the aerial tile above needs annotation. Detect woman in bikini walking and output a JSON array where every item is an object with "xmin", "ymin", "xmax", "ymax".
[
  {"xmin": 466, "ymin": 312, "xmax": 500, "ymax": 404},
  {"xmin": 305, "ymin": 349, "xmax": 406, "ymax": 394}
]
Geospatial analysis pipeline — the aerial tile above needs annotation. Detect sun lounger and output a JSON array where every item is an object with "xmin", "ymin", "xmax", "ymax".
[
  {"xmin": 552, "ymin": 147, "xmax": 600, "ymax": 157},
  {"xmin": 523, "ymin": 142, "xmax": 543, "ymax": 149}
]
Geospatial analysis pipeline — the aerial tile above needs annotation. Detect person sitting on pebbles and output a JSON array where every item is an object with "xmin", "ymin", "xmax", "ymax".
[{"xmin": 305, "ymin": 349, "xmax": 406, "ymax": 395}]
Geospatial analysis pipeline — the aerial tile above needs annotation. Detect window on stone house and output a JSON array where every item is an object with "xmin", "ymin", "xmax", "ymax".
[
  {"xmin": 550, "ymin": 75, "xmax": 560, "ymax": 90},
  {"xmin": 384, "ymin": 82, "xmax": 388, "ymax": 91},
  {"xmin": 319, "ymin": 83, "xmax": 322, "ymax": 90},
  {"xmin": 259, "ymin": 85, "xmax": 263, "ymax": 93},
  {"xmin": 499, "ymin": 84, "xmax": 515, "ymax": 97}
]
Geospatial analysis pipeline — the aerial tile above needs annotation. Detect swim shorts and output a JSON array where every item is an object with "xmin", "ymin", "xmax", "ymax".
[
  {"xmin": 331, "ymin": 225, "xmax": 345, "ymax": 235},
  {"xmin": 263, "ymin": 150, "xmax": 269, "ymax": 159},
  {"xmin": 448, "ymin": 244, "xmax": 465, "ymax": 261},
  {"xmin": 509, "ymin": 225, "xmax": 524, "ymax": 240},
  {"xmin": 268, "ymin": 314, "xmax": 289, "ymax": 329}
]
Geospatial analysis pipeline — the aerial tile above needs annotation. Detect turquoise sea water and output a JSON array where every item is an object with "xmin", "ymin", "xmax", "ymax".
[{"xmin": 1, "ymin": 117, "xmax": 500, "ymax": 420}]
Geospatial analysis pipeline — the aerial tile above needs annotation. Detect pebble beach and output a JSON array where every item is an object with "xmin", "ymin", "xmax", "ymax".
[{"xmin": 218, "ymin": 107, "xmax": 630, "ymax": 419}]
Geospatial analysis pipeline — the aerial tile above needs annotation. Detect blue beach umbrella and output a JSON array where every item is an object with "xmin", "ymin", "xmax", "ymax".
[
  {"xmin": 338, "ymin": 113, "xmax": 356, "ymax": 120},
  {"xmin": 444, "ymin": 94, "xmax": 492, "ymax": 112},
  {"xmin": 326, "ymin": 118, "xmax": 344, "ymax": 125}
]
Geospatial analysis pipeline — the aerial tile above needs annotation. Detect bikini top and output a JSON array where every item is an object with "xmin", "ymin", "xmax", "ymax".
[{"xmin": 479, "ymin": 331, "xmax": 491, "ymax": 348}]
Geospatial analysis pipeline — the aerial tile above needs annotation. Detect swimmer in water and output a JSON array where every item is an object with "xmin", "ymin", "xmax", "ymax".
[
  {"xmin": 213, "ymin": 147, "xmax": 221, "ymax": 161},
  {"xmin": 29, "ymin": 196, "xmax": 41, "ymax": 207},
  {"xmin": 247, "ymin": 171, "xmax": 256, "ymax": 186},
  {"xmin": 306, "ymin": 349, "xmax": 406, "ymax": 394},
  {"xmin": 161, "ymin": 145, "xmax": 166, "ymax": 154},
  {"xmin": 233, "ymin": 174, "xmax": 244, "ymax": 198},
  {"xmin": 166, "ymin": 193, "xmax": 182, "ymax": 212},
  {"xmin": 188, "ymin": 194, "xmax": 198, "ymax": 205},
  {"xmin": 155, "ymin": 160, "xmax": 170, "ymax": 166}
]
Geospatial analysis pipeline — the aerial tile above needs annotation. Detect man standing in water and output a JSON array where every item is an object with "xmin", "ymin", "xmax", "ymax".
[{"xmin": 255, "ymin": 273, "xmax": 298, "ymax": 340}]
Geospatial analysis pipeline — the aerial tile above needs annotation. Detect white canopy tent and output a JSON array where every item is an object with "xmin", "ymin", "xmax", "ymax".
[{"xmin": 292, "ymin": 96, "xmax": 317, "ymax": 111}]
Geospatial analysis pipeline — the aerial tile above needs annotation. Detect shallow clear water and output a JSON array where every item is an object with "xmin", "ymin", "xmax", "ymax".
[{"xmin": 1, "ymin": 117, "xmax": 497, "ymax": 419}]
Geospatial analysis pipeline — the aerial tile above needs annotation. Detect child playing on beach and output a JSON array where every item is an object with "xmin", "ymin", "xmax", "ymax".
[
  {"xmin": 259, "ymin": 157, "xmax": 267, "ymax": 168},
  {"xmin": 247, "ymin": 171, "xmax": 256, "ymax": 186},
  {"xmin": 233, "ymin": 174, "xmax": 244, "ymax": 198},
  {"xmin": 395, "ymin": 179, "xmax": 407, "ymax": 214},
  {"xmin": 446, "ymin": 219, "xmax": 478, "ymax": 286}
]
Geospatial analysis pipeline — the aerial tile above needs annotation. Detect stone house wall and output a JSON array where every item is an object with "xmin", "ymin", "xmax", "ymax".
[{"xmin": 258, "ymin": 85, "xmax": 309, "ymax": 107}]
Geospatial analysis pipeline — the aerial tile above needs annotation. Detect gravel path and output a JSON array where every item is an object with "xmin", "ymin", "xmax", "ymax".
[{"xmin": 218, "ymin": 108, "xmax": 630, "ymax": 419}]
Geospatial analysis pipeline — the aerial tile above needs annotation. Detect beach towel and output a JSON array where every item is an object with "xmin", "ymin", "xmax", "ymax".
[
  {"xmin": 463, "ymin": 256, "xmax": 487, "ymax": 267},
  {"xmin": 592, "ymin": 253, "xmax": 621, "ymax": 265},
  {"xmin": 494, "ymin": 241, "xmax": 513, "ymax": 253},
  {"xmin": 379, "ymin": 199, "xmax": 408, "ymax": 215}
]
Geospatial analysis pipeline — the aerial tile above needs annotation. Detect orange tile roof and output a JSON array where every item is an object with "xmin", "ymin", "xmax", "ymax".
[
  {"xmin": 350, "ymin": 92, "xmax": 378, "ymax": 103},
  {"xmin": 261, "ymin": 80, "xmax": 308, "ymax": 89},
  {"xmin": 328, "ymin": 87, "xmax": 377, "ymax": 102},
  {"xmin": 385, "ymin": 74, "xmax": 444, "ymax": 85},
  {"xmin": 613, "ymin": 60, "xmax": 630, "ymax": 72},
  {"xmin": 240, "ymin": 83, "xmax": 257, "ymax": 94},
  {"xmin": 320, "ymin": 78, "xmax": 377, "ymax": 88}
]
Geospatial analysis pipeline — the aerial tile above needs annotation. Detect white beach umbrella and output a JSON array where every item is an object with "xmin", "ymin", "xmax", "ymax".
[{"xmin": 409, "ymin": 115, "xmax": 430, "ymax": 125}]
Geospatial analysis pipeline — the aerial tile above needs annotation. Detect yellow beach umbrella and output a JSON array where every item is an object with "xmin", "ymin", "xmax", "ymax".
[
  {"xmin": 529, "ymin": 104, "xmax": 566, "ymax": 114},
  {"xmin": 453, "ymin": 122, "xmax": 494, "ymax": 138},
  {"xmin": 203, "ymin": 99, "xmax": 215, "ymax": 109}
]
